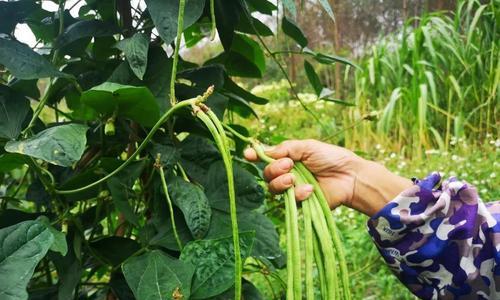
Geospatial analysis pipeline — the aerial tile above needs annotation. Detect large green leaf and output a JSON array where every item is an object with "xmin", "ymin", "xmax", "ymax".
[
  {"xmin": 205, "ymin": 160, "xmax": 264, "ymax": 213},
  {"xmin": 81, "ymin": 82, "xmax": 160, "ymax": 127},
  {"xmin": 5, "ymin": 124, "xmax": 88, "ymax": 167},
  {"xmin": 115, "ymin": 33, "xmax": 149, "ymax": 80},
  {"xmin": 168, "ymin": 177, "xmax": 211, "ymax": 239},
  {"xmin": 304, "ymin": 60, "xmax": 323, "ymax": 95},
  {"xmin": 245, "ymin": 0, "xmax": 277, "ymax": 15},
  {"xmin": 145, "ymin": 0, "xmax": 205, "ymax": 45},
  {"xmin": 0, "ymin": 85, "xmax": 31, "ymax": 140},
  {"xmin": 223, "ymin": 76, "xmax": 268, "ymax": 105},
  {"xmin": 231, "ymin": 34, "xmax": 266, "ymax": 77},
  {"xmin": 123, "ymin": 250, "xmax": 195, "ymax": 300},
  {"xmin": 215, "ymin": 0, "xmax": 241, "ymax": 50},
  {"xmin": 0, "ymin": 220, "xmax": 54, "ymax": 300},
  {"xmin": 0, "ymin": 38, "xmax": 70, "ymax": 80},
  {"xmin": 180, "ymin": 232, "xmax": 255, "ymax": 299},
  {"xmin": 55, "ymin": 20, "xmax": 120, "ymax": 49},
  {"xmin": 107, "ymin": 161, "xmax": 145, "ymax": 226},
  {"xmin": 207, "ymin": 211, "xmax": 283, "ymax": 264},
  {"xmin": 282, "ymin": 16, "xmax": 308, "ymax": 48},
  {"xmin": 236, "ymin": 14, "xmax": 273, "ymax": 37},
  {"xmin": 0, "ymin": 0, "xmax": 39, "ymax": 34}
]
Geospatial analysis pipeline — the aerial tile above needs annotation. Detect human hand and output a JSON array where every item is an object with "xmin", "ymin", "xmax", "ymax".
[{"xmin": 244, "ymin": 139, "xmax": 413, "ymax": 216}]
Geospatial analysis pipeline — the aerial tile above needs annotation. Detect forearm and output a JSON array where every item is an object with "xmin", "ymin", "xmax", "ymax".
[{"xmin": 350, "ymin": 160, "xmax": 413, "ymax": 216}]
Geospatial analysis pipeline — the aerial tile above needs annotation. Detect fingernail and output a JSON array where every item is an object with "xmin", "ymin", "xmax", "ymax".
[
  {"xmin": 304, "ymin": 184, "xmax": 314, "ymax": 192},
  {"xmin": 283, "ymin": 174, "xmax": 294, "ymax": 185},
  {"xmin": 278, "ymin": 159, "xmax": 292, "ymax": 169}
]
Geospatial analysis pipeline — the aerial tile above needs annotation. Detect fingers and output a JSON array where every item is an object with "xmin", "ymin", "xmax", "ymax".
[
  {"xmin": 243, "ymin": 148, "xmax": 258, "ymax": 162},
  {"xmin": 263, "ymin": 158, "xmax": 294, "ymax": 181},
  {"xmin": 265, "ymin": 139, "xmax": 314, "ymax": 161},
  {"xmin": 295, "ymin": 184, "xmax": 314, "ymax": 201},
  {"xmin": 268, "ymin": 173, "xmax": 294, "ymax": 194},
  {"xmin": 268, "ymin": 174, "xmax": 314, "ymax": 201}
]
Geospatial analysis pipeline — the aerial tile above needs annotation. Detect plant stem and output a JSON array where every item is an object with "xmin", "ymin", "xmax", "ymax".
[
  {"xmin": 210, "ymin": 0, "xmax": 217, "ymax": 40},
  {"xmin": 194, "ymin": 105, "xmax": 242, "ymax": 300},
  {"xmin": 169, "ymin": 0, "xmax": 186, "ymax": 106},
  {"xmin": 55, "ymin": 91, "xmax": 211, "ymax": 194},
  {"xmin": 156, "ymin": 163, "xmax": 183, "ymax": 250}
]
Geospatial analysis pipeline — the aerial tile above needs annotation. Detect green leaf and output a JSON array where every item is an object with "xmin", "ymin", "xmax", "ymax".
[
  {"xmin": 145, "ymin": 0, "xmax": 205, "ymax": 45},
  {"xmin": 38, "ymin": 217, "xmax": 68, "ymax": 256},
  {"xmin": 0, "ymin": 0, "xmax": 39, "ymax": 34},
  {"xmin": 123, "ymin": 250, "xmax": 195, "ymax": 300},
  {"xmin": 107, "ymin": 161, "xmax": 145, "ymax": 227},
  {"xmin": 282, "ymin": 16, "xmax": 307, "ymax": 48},
  {"xmin": 0, "ymin": 38, "xmax": 70, "ymax": 80},
  {"xmin": 281, "ymin": 0, "xmax": 296, "ymax": 19},
  {"xmin": 207, "ymin": 211, "xmax": 283, "ymax": 264},
  {"xmin": 90, "ymin": 237, "xmax": 141, "ymax": 266},
  {"xmin": 246, "ymin": 0, "xmax": 276, "ymax": 15},
  {"xmin": 168, "ymin": 177, "xmax": 211, "ymax": 239},
  {"xmin": 81, "ymin": 82, "xmax": 160, "ymax": 127},
  {"xmin": 303, "ymin": 48, "xmax": 361, "ymax": 69},
  {"xmin": 231, "ymin": 34, "xmax": 265, "ymax": 76},
  {"xmin": 236, "ymin": 14, "xmax": 273, "ymax": 37},
  {"xmin": 149, "ymin": 143, "xmax": 180, "ymax": 169},
  {"xmin": 304, "ymin": 60, "xmax": 322, "ymax": 95},
  {"xmin": 178, "ymin": 65, "xmax": 226, "ymax": 90},
  {"xmin": 318, "ymin": 0, "xmax": 335, "ymax": 21},
  {"xmin": 0, "ymin": 220, "xmax": 55, "ymax": 300},
  {"xmin": 49, "ymin": 232, "xmax": 82, "ymax": 300},
  {"xmin": 223, "ymin": 76, "xmax": 268, "ymax": 105},
  {"xmin": 115, "ymin": 33, "xmax": 149, "ymax": 80},
  {"xmin": 0, "ymin": 85, "xmax": 31, "ymax": 140},
  {"xmin": 55, "ymin": 20, "xmax": 120, "ymax": 49},
  {"xmin": 214, "ymin": 0, "xmax": 241, "ymax": 50},
  {"xmin": 5, "ymin": 124, "xmax": 88, "ymax": 167},
  {"xmin": 205, "ymin": 160, "xmax": 264, "ymax": 213},
  {"xmin": 180, "ymin": 232, "xmax": 255, "ymax": 299}
]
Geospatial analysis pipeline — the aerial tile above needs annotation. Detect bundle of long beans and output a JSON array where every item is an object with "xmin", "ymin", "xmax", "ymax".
[
  {"xmin": 223, "ymin": 124, "xmax": 351, "ymax": 299},
  {"xmin": 254, "ymin": 144, "xmax": 351, "ymax": 300}
]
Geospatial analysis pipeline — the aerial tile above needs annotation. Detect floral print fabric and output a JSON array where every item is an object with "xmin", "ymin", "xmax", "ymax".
[{"xmin": 367, "ymin": 172, "xmax": 500, "ymax": 299}]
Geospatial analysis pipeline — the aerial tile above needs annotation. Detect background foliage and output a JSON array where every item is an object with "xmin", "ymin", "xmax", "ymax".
[{"xmin": 0, "ymin": 0, "xmax": 498, "ymax": 299}]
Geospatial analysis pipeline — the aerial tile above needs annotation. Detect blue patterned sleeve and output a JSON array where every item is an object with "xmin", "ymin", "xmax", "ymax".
[{"xmin": 367, "ymin": 172, "xmax": 500, "ymax": 299}]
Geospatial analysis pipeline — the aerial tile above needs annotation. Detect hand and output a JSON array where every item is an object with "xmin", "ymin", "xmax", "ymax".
[{"xmin": 244, "ymin": 139, "xmax": 413, "ymax": 216}]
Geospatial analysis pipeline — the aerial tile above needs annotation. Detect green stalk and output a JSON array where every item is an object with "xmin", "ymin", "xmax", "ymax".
[
  {"xmin": 194, "ymin": 106, "xmax": 242, "ymax": 300},
  {"xmin": 55, "ymin": 91, "xmax": 211, "ymax": 194},
  {"xmin": 296, "ymin": 163, "xmax": 351, "ymax": 300},
  {"xmin": 156, "ymin": 161, "xmax": 183, "ymax": 250},
  {"xmin": 210, "ymin": 0, "xmax": 217, "ymax": 40},
  {"xmin": 169, "ymin": 0, "xmax": 186, "ymax": 106}
]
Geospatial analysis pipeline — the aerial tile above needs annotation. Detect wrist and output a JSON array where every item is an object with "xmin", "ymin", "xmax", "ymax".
[{"xmin": 349, "ymin": 159, "xmax": 413, "ymax": 216}]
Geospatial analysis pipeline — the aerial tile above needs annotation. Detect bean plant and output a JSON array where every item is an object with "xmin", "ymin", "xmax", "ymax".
[{"xmin": 0, "ymin": 0, "xmax": 353, "ymax": 299}]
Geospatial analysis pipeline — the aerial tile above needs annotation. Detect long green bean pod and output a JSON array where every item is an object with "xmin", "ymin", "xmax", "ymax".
[
  {"xmin": 55, "ymin": 92, "xmax": 212, "ymax": 195},
  {"xmin": 313, "ymin": 232, "xmax": 327, "ymax": 299},
  {"xmin": 296, "ymin": 162, "xmax": 351, "ymax": 299},
  {"xmin": 193, "ymin": 105, "xmax": 242, "ymax": 300},
  {"xmin": 155, "ymin": 159, "xmax": 183, "ymax": 250},
  {"xmin": 284, "ymin": 187, "xmax": 294, "ymax": 300},
  {"xmin": 308, "ymin": 192, "xmax": 338, "ymax": 299},
  {"xmin": 301, "ymin": 185, "xmax": 315, "ymax": 299}
]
